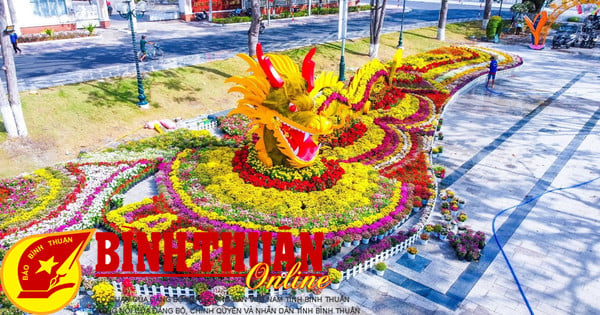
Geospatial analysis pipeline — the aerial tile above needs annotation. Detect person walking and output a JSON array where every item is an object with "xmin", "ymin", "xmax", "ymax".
[
  {"xmin": 9, "ymin": 31, "xmax": 22, "ymax": 55},
  {"xmin": 486, "ymin": 56, "xmax": 498, "ymax": 89}
]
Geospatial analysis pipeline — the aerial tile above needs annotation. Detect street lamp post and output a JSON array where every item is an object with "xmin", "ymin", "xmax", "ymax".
[
  {"xmin": 397, "ymin": 0, "xmax": 407, "ymax": 48},
  {"xmin": 338, "ymin": 0, "xmax": 348, "ymax": 82},
  {"xmin": 118, "ymin": 0, "xmax": 149, "ymax": 109}
]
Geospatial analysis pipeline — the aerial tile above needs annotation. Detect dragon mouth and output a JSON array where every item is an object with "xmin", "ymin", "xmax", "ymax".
[{"xmin": 279, "ymin": 122, "xmax": 321, "ymax": 162}]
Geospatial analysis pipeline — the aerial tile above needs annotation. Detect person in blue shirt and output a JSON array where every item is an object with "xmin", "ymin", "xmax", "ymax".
[
  {"xmin": 139, "ymin": 35, "xmax": 154, "ymax": 61},
  {"xmin": 486, "ymin": 56, "xmax": 498, "ymax": 88},
  {"xmin": 9, "ymin": 31, "xmax": 21, "ymax": 54}
]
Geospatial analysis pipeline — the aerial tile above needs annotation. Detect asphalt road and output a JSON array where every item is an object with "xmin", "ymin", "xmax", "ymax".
[{"xmin": 7, "ymin": 1, "xmax": 513, "ymax": 88}]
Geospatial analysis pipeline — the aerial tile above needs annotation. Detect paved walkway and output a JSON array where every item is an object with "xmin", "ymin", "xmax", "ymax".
[{"xmin": 350, "ymin": 43, "xmax": 599, "ymax": 314}]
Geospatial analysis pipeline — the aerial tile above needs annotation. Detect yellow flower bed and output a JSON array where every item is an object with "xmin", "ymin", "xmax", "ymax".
[
  {"xmin": 0, "ymin": 169, "xmax": 62, "ymax": 230},
  {"xmin": 200, "ymin": 148, "xmax": 378, "ymax": 217},
  {"xmin": 170, "ymin": 148, "xmax": 403, "ymax": 235}
]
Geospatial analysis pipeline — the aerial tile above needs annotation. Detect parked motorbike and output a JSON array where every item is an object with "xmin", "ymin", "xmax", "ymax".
[
  {"xmin": 579, "ymin": 31, "xmax": 598, "ymax": 48},
  {"xmin": 230, "ymin": 8, "xmax": 243, "ymax": 17},
  {"xmin": 195, "ymin": 11, "xmax": 208, "ymax": 21}
]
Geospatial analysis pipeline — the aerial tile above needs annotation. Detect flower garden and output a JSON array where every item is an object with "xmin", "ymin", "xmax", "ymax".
[{"xmin": 0, "ymin": 45, "xmax": 522, "ymax": 312}]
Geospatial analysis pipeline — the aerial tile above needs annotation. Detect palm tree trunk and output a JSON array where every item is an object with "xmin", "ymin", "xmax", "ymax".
[
  {"xmin": 0, "ymin": 0, "xmax": 27, "ymax": 137},
  {"xmin": 248, "ymin": 0, "xmax": 261, "ymax": 56},
  {"xmin": 437, "ymin": 0, "xmax": 448, "ymax": 41},
  {"xmin": 369, "ymin": 0, "xmax": 387, "ymax": 59},
  {"xmin": 482, "ymin": 0, "xmax": 493, "ymax": 29}
]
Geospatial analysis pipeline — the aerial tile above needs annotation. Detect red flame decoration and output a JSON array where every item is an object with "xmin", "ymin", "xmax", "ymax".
[
  {"xmin": 256, "ymin": 43, "xmax": 284, "ymax": 88},
  {"xmin": 302, "ymin": 48, "xmax": 316, "ymax": 92}
]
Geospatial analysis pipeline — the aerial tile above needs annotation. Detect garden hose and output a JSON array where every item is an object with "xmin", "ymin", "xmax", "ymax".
[{"xmin": 491, "ymin": 175, "xmax": 600, "ymax": 315}]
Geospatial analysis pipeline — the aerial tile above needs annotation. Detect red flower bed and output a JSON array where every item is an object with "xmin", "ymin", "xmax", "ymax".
[
  {"xmin": 232, "ymin": 147, "xmax": 345, "ymax": 192},
  {"xmin": 320, "ymin": 120, "xmax": 368, "ymax": 148},
  {"xmin": 372, "ymin": 86, "xmax": 405, "ymax": 110}
]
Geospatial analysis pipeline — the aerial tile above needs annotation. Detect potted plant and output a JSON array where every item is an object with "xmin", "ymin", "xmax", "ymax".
[
  {"xmin": 431, "ymin": 146, "xmax": 439, "ymax": 158},
  {"xmin": 121, "ymin": 279, "xmax": 136, "ymax": 302},
  {"xmin": 437, "ymin": 132, "xmax": 444, "ymax": 140},
  {"xmin": 150, "ymin": 293, "xmax": 167, "ymax": 308},
  {"xmin": 441, "ymin": 201, "xmax": 449, "ymax": 210},
  {"xmin": 420, "ymin": 233, "xmax": 430, "ymax": 245},
  {"xmin": 361, "ymin": 231, "xmax": 371, "ymax": 244},
  {"xmin": 436, "ymin": 146, "xmax": 443, "ymax": 156},
  {"xmin": 342, "ymin": 235, "xmax": 352, "ymax": 247},
  {"xmin": 413, "ymin": 196, "xmax": 422, "ymax": 212},
  {"xmin": 457, "ymin": 198, "xmax": 466, "ymax": 209},
  {"xmin": 377, "ymin": 228, "xmax": 385, "ymax": 240},
  {"xmin": 311, "ymin": 286, "xmax": 323, "ymax": 297},
  {"xmin": 199, "ymin": 291, "xmax": 216, "ymax": 308},
  {"xmin": 457, "ymin": 212, "xmax": 468, "ymax": 228},
  {"xmin": 374, "ymin": 262, "xmax": 387, "ymax": 276},
  {"xmin": 328, "ymin": 268, "xmax": 342, "ymax": 289},
  {"xmin": 194, "ymin": 282, "xmax": 208, "ymax": 296},
  {"xmin": 351, "ymin": 234, "xmax": 361, "ymax": 246},
  {"xmin": 227, "ymin": 285, "xmax": 246, "ymax": 307},
  {"xmin": 440, "ymin": 228, "xmax": 449, "ymax": 241},
  {"xmin": 255, "ymin": 285, "xmax": 270, "ymax": 303},
  {"xmin": 91, "ymin": 281, "xmax": 115, "ymax": 314},
  {"xmin": 433, "ymin": 224, "xmax": 443, "ymax": 238},
  {"xmin": 407, "ymin": 247, "xmax": 418, "ymax": 259},
  {"xmin": 211, "ymin": 286, "xmax": 227, "ymax": 306},
  {"xmin": 424, "ymin": 224, "xmax": 434, "ymax": 234}
]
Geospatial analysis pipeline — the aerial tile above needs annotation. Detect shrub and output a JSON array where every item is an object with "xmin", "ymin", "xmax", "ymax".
[
  {"xmin": 43, "ymin": 28, "xmax": 54, "ymax": 37},
  {"xmin": 566, "ymin": 17, "xmax": 580, "ymax": 22},
  {"xmin": 374, "ymin": 262, "xmax": 387, "ymax": 271},
  {"xmin": 486, "ymin": 16, "xmax": 503, "ymax": 39},
  {"xmin": 84, "ymin": 23, "xmax": 96, "ymax": 35}
]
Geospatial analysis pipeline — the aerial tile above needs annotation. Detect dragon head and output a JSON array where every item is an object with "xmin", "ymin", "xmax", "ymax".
[{"xmin": 226, "ymin": 44, "xmax": 333, "ymax": 168}]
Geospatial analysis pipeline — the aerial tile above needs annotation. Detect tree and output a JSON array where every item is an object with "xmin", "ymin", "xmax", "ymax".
[
  {"xmin": 369, "ymin": 0, "xmax": 387, "ymax": 58},
  {"xmin": 437, "ymin": 0, "xmax": 449, "ymax": 41},
  {"xmin": 248, "ymin": 0, "xmax": 262, "ymax": 56},
  {"xmin": 0, "ymin": 0, "xmax": 27, "ymax": 137},
  {"xmin": 482, "ymin": 0, "xmax": 493, "ymax": 29}
]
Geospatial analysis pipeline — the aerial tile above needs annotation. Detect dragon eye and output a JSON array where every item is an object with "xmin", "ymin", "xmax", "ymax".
[{"xmin": 288, "ymin": 102, "xmax": 298, "ymax": 113}]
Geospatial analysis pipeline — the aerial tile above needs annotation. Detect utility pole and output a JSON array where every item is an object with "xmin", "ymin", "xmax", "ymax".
[{"xmin": 0, "ymin": 0, "xmax": 27, "ymax": 137}]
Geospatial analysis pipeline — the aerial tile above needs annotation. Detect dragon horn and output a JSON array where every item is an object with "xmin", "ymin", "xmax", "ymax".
[
  {"xmin": 256, "ymin": 43, "xmax": 284, "ymax": 88},
  {"xmin": 302, "ymin": 47, "xmax": 316, "ymax": 92}
]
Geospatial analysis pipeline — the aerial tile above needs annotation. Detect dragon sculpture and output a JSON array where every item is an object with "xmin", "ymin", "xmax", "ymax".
[{"xmin": 226, "ymin": 44, "xmax": 334, "ymax": 168}]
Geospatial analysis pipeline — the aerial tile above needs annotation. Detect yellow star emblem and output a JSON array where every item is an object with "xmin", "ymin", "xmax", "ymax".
[{"xmin": 36, "ymin": 256, "xmax": 58, "ymax": 274}]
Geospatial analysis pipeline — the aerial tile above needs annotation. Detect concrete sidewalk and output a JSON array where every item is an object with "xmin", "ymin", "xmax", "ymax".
[{"xmin": 337, "ymin": 43, "xmax": 600, "ymax": 314}]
